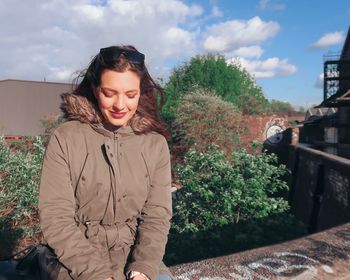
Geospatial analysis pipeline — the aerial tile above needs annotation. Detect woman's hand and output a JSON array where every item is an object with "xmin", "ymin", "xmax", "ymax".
[{"xmin": 105, "ymin": 278, "xmax": 113, "ymax": 280}]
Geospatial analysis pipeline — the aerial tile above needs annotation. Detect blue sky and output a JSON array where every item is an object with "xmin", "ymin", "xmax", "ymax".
[{"xmin": 0, "ymin": 0, "xmax": 349, "ymax": 108}]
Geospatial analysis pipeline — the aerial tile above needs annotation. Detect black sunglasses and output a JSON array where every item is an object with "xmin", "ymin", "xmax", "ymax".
[{"xmin": 99, "ymin": 46, "xmax": 145, "ymax": 65}]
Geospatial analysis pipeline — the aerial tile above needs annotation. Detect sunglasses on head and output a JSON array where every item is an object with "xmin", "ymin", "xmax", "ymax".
[{"xmin": 99, "ymin": 46, "xmax": 145, "ymax": 65}]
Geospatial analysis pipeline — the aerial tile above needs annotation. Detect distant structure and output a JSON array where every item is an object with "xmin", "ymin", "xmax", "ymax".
[
  {"xmin": 323, "ymin": 28, "xmax": 350, "ymax": 103},
  {"xmin": 299, "ymin": 27, "xmax": 350, "ymax": 159},
  {"xmin": 0, "ymin": 79, "xmax": 71, "ymax": 136}
]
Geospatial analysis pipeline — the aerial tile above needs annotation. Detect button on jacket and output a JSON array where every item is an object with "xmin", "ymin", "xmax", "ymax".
[{"xmin": 38, "ymin": 93, "xmax": 172, "ymax": 280}]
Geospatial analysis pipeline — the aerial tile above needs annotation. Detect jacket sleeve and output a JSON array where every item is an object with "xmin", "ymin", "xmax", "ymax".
[
  {"xmin": 38, "ymin": 130, "xmax": 114, "ymax": 280},
  {"xmin": 126, "ymin": 136, "xmax": 173, "ymax": 280}
]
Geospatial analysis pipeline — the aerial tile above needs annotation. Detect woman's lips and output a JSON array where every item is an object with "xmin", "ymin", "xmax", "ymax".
[{"xmin": 110, "ymin": 111, "xmax": 127, "ymax": 118}]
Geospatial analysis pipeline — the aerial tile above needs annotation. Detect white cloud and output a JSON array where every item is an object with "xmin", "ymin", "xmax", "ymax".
[
  {"xmin": 230, "ymin": 57, "xmax": 297, "ymax": 78},
  {"xmin": 0, "ymin": 0, "xmax": 201, "ymax": 82},
  {"xmin": 108, "ymin": 0, "xmax": 202, "ymax": 21},
  {"xmin": 227, "ymin": 46, "xmax": 264, "ymax": 58},
  {"xmin": 73, "ymin": 4, "xmax": 104, "ymax": 22},
  {"xmin": 203, "ymin": 16, "xmax": 280, "ymax": 53},
  {"xmin": 162, "ymin": 27, "xmax": 195, "ymax": 57},
  {"xmin": 48, "ymin": 67, "xmax": 76, "ymax": 81},
  {"xmin": 309, "ymin": 31, "xmax": 345, "ymax": 49},
  {"xmin": 211, "ymin": 5, "xmax": 223, "ymax": 17},
  {"xmin": 259, "ymin": 0, "xmax": 269, "ymax": 10},
  {"xmin": 258, "ymin": 0, "xmax": 286, "ymax": 11},
  {"xmin": 0, "ymin": 0, "xmax": 296, "ymax": 84}
]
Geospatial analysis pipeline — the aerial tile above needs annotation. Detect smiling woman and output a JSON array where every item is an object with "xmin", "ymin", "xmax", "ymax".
[
  {"xmin": 96, "ymin": 70, "xmax": 141, "ymax": 127},
  {"xmin": 38, "ymin": 46, "xmax": 173, "ymax": 280}
]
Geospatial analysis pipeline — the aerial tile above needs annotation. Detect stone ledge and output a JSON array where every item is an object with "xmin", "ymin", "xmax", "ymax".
[{"xmin": 170, "ymin": 223, "xmax": 350, "ymax": 279}]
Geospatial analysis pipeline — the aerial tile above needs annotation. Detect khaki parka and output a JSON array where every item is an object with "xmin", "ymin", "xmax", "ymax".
[{"xmin": 38, "ymin": 94, "xmax": 172, "ymax": 280}]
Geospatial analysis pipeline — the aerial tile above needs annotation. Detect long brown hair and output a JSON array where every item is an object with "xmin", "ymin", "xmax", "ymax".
[{"xmin": 72, "ymin": 45, "xmax": 169, "ymax": 138}]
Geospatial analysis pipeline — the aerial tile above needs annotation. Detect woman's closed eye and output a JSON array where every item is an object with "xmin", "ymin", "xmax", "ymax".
[
  {"xmin": 127, "ymin": 94, "xmax": 137, "ymax": 99},
  {"xmin": 101, "ymin": 88, "xmax": 115, "ymax": 97},
  {"xmin": 126, "ymin": 90, "xmax": 139, "ymax": 99}
]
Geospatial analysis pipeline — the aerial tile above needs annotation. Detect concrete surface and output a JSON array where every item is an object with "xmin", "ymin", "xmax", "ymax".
[{"xmin": 170, "ymin": 223, "xmax": 350, "ymax": 279}]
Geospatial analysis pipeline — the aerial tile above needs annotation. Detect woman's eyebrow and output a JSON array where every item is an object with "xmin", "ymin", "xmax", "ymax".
[
  {"xmin": 101, "ymin": 87, "xmax": 139, "ymax": 94},
  {"xmin": 125, "ymin": 89, "xmax": 138, "ymax": 94},
  {"xmin": 101, "ymin": 87, "xmax": 118, "ymax": 93}
]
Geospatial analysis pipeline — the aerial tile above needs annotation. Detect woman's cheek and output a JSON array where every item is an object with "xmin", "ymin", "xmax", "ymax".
[{"xmin": 100, "ymin": 97, "xmax": 113, "ymax": 109}]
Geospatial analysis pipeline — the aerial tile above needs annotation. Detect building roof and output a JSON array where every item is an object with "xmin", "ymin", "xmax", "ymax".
[
  {"xmin": 0, "ymin": 79, "xmax": 72, "ymax": 136},
  {"xmin": 0, "ymin": 79, "xmax": 71, "ymax": 86}
]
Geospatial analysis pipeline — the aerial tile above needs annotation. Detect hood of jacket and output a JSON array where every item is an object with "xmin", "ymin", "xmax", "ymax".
[
  {"xmin": 60, "ymin": 92, "xmax": 152, "ymax": 136},
  {"xmin": 60, "ymin": 92, "xmax": 103, "ymax": 124}
]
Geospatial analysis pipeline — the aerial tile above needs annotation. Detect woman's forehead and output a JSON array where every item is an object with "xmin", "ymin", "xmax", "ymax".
[{"xmin": 100, "ymin": 69, "xmax": 141, "ymax": 89}]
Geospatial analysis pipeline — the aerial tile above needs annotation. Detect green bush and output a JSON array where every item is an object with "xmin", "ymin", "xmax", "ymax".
[
  {"xmin": 171, "ymin": 89, "xmax": 243, "ymax": 161},
  {"xmin": 41, "ymin": 113, "xmax": 65, "ymax": 135},
  {"xmin": 268, "ymin": 99, "xmax": 295, "ymax": 115},
  {"xmin": 0, "ymin": 136, "xmax": 45, "ymax": 235},
  {"xmin": 172, "ymin": 144, "xmax": 289, "ymax": 234},
  {"xmin": 163, "ymin": 54, "xmax": 268, "ymax": 121}
]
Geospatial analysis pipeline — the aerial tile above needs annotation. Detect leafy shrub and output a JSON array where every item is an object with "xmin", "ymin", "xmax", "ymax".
[
  {"xmin": 267, "ymin": 99, "xmax": 295, "ymax": 115},
  {"xmin": 41, "ymin": 113, "xmax": 65, "ymax": 135},
  {"xmin": 165, "ymin": 144, "xmax": 304, "ymax": 265},
  {"xmin": 163, "ymin": 54, "xmax": 268, "ymax": 121},
  {"xmin": 171, "ymin": 89, "xmax": 244, "ymax": 161},
  {"xmin": 0, "ymin": 136, "xmax": 45, "ymax": 235},
  {"xmin": 171, "ymin": 144, "xmax": 289, "ymax": 234}
]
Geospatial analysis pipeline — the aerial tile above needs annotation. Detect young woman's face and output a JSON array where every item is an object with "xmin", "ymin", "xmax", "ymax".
[{"xmin": 95, "ymin": 69, "xmax": 141, "ymax": 126}]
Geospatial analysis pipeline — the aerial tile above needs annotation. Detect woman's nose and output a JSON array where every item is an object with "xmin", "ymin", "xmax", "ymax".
[{"xmin": 113, "ymin": 95, "xmax": 125, "ymax": 110}]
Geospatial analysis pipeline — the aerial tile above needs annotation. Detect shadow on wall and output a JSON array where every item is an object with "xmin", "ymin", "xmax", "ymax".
[
  {"xmin": 263, "ymin": 127, "xmax": 293, "ymax": 164},
  {"xmin": 262, "ymin": 123, "xmax": 350, "ymax": 234},
  {"xmin": 262, "ymin": 127, "xmax": 294, "ymax": 202},
  {"xmin": 165, "ymin": 211, "xmax": 307, "ymax": 266}
]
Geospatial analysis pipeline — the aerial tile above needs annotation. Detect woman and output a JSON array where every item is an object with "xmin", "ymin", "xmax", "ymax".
[{"xmin": 38, "ymin": 46, "xmax": 173, "ymax": 280}]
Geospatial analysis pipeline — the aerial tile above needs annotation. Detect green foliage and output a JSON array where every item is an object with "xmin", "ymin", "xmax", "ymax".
[
  {"xmin": 0, "ymin": 136, "xmax": 45, "ymax": 235},
  {"xmin": 41, "ymin": 114, "xmax": 65, "ymax": 135},
  {"xmin": 297, "ymin": 106, "xmax": 305, "ymax": 113},
  {"xmin": 268, "ymin": 99, "xmax": 295, "ymax": 115},
  {"xmin": 166, "ymin": 144, "xmax": 305, "ymax": 265},
  {"xmin": 172, "ymin": 144, "xmax": 289, "ymax": 234},
  {"xmin": 163, "ymin": 54, "xmax": 268, "ymax": 121},
  {"xmin": 171, "ymin": 89, "xmax": 243, "ymax": 160}
]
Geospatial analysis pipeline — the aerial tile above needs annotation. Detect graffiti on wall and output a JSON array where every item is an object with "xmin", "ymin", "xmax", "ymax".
[{"xmin": 174, "ymin": 250, "xmax": 341, "ymax": 280}]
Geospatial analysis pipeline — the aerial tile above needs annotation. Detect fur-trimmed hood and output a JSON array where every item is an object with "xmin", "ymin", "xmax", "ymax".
[
  {"xmin": 60, "ymin": 92, "xmax": 155, "ymax": 136},
  {"xmin": 60, "ymin": 93, "xmax": 169, "ymax": 138},
  {"xmin": 60, "ymin": 92, "xmax": 103, "ymax": 124}
]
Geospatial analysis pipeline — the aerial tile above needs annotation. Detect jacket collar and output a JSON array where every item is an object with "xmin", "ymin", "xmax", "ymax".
[{"xmin": 90, "ymin": 122, "xmax": 135, "ymax": 138}]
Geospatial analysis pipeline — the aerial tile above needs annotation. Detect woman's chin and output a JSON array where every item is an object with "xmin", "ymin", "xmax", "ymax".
[
  {"xmin": 105, "ymin": 117, "xmax": 128, "ymax": 127},
  {"xmin": 101, "ymin": 112, "xmax": 130, "ymax": 127}
]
